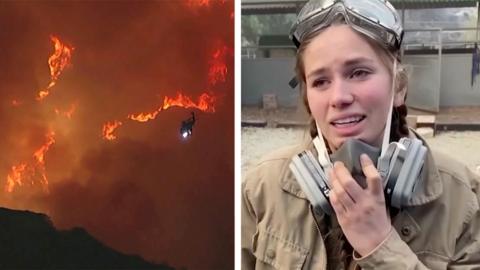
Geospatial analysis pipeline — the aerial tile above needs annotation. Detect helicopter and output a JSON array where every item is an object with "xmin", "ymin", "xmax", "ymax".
[{"xmin": 180, "ymin": 111, "xmax": 195, "ymax": 139}]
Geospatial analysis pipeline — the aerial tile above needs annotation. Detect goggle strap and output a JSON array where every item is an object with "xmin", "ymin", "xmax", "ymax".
[{"xmin": 381, "ymin": 59, "xmax": 397, "ymax": 157}]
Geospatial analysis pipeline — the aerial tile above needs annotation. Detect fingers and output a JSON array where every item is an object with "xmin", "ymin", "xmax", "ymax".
[
  {"xmin": 330, "ymin": 157, "xmax": 385, "ymax": 217},
  {"xmin": 332, "ymin": 161, "xmax": 364, "ymax": 202},
  {"xmin": 360, "ymin": 154, "xmax": 383, "ymax": 195},
  {"xmin": 329, "ymin": 190, "xmax": 346, "ymax": 216},
  {"xmin": 330, "ymin": 162, "xmax": 362, "ymax": 211}
]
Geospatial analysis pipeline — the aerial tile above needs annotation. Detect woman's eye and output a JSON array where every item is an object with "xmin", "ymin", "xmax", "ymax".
[
  {"xmin": 312, "ymin": 79, "xmax": 328, "ymax": 88},
  {"xmin": 350, "ymin": 69, "xmax": 370, "ymax": 79}
]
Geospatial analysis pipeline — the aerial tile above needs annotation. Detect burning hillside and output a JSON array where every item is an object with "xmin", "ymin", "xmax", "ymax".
[{"xmin": 0, "ymin": 1, "xmax": 233, "ymax": 269}]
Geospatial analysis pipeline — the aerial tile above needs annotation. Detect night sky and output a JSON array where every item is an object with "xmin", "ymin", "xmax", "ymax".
[{"xmin": 0, "ymin": 1, "xmax": 234, "ymax": 269}]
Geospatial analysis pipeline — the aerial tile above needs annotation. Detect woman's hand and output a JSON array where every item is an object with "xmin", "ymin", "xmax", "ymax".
[{"xmin": 329, "ymin": 154, "xmax": 392, "ymax": 256}]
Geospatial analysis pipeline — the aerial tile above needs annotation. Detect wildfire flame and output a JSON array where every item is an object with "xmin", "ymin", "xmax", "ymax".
[
  {"xmin": 37, "ymin": 35, "xmax": 74, "ymax": 101},
  {"xmin": 128, "ymin": 111, "xmax": 160, "ymax": 123},
  {"xmin": 7, "ymin": 27, "xmax": 227, "ymax": 194},
  {"xmin": 34, "ymin": 132, "xmax": 56, "ymax": 165},
  {"xmin": 208, "ymin": 45, "xmax": 229, "ymax": 86},
  {"xmin": 5, "ymin": 34, "xmax": 72, "ymax": 194},
  {"xmin": 5, "ymin": 132, "xmax": 56, "ymax": 193},
  {"xmin": 33, "ymin": 132, "xmax": 55, "ymax": 190},
  {"xmin": 102, "ymin": 120, "xmax": 123, "ymax": 141},
  {"xmin": 5, "ymin": 164, "xmax": 27, "ymax": 193},
  {"xmin": 128, "ymin": 92, "xmax": 216, "ymax": 124},
  {"xmin": 162, "ymin": 92, "xmax": 216, "ymax": 112}
]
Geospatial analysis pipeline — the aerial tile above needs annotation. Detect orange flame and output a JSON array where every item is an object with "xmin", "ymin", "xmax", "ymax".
[
  {"xmin": 128, "ymin": 92, "xmax": 216, "ymax": 124},
  {"xmin": 5, "ymin": 132, "xmax": 55, "ymax": 193},
  {"xmin": 33, "ymin": 132, "xmax": 55, "ymax": 190},
  {"xmin": 5, "ymin": 164, "xmax": 27, "ymax": 193},
  {"xmin": 128, "ymin": 111, "xmax": 160, "ymax": 123},
  {"xmin": 37, "ymin": 35, "xmax": 74, "ymax": 101},
  {"xmin": 208, "ymin": 45, "xmax": 229, "ymax": 86},
  {"xmin": 34, "ymin": 132, "xmax": 56, "ymax": 165},
  {"xmin": 102, "ymin": 120, "xmax": 123, "ymax": 141},
  {"xmin": 162, "ymin": 92, "xmax": 216, "ymax": 112}
]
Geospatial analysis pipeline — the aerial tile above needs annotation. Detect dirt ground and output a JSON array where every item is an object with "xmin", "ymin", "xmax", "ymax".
[{"xmin": 241, "ymin": 127, "xmax": 480, "ymax": 176}]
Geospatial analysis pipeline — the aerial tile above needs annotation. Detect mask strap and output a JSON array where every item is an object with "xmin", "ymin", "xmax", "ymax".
[
  {"xmin": 313, "ymin": 122, "xmax": 333, "ymax": 171},
  {"xmin": 381, "ymin": 59, "xmax": 397, "ymax": 157}
]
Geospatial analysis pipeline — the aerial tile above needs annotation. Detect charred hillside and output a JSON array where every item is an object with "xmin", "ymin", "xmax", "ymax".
[{"xmin": 0, "ymin": 207, "xmax": 173, "ymax": 269}]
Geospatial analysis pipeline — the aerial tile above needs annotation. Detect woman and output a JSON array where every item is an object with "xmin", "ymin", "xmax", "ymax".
[{"xmin": 242, "ymin": 0, "xmax": 480, "ymax": 269}]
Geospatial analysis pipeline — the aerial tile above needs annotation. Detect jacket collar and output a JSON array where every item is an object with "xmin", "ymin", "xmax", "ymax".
[
  {"xmin": 280, "ymin": 130, "xmax": 443, "ymax": 206},
  {"xmin": 279, "ymin": 137, "xmax": 312, "ymax": 200}
]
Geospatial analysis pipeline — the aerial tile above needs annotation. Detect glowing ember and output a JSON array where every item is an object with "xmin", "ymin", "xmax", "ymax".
[
  {"xmin": 38, "ymin": 89, "xmax": 50, "ymax": 100},
  {"xmin": 187, "ymin": 0, "xmax": 211, "ymax": 8},
  {"xmin": 186, "ymin": 0, "xmax": 226, "ymax": 8},
  {"xmin": 11, "ymin": 100, "xmax": 22, "ymax": 106},
  {"xmin": 5, "ymin": 132, "xmax": 56, "ymax": 193},
  {"xmin": 208, "ymin": 45, "xmax": 229, "ymax": 86},
  {"xmin": 102, "ymin": 120, "xmax": 123, "ymax": 141},
  {"xmin": 55, "ymin": 103, "xmax": 77, "ymax": 119},
  {"xmin": 37, "ymin": 35, "xmax": 74, "ymax": 101}
]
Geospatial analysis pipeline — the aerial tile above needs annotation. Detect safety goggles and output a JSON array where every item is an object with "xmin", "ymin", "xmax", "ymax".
[{"xmin": 290, "ymin": 0, "xmax": 403, "ymax": 51}]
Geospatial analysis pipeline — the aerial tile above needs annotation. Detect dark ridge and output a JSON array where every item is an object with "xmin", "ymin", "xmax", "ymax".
[{"xmin": 0, "ymin": 207, "xmax": 174, "ymax": 270}]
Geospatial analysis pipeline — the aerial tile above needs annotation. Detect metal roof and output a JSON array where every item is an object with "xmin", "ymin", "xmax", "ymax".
[
  {"xmin": 390, "ymin": 0, "xmax": 478, "ymax": 9},
  {"xmin": 242, "ymin": 0, "xmax": 479, "ymax": 15}
]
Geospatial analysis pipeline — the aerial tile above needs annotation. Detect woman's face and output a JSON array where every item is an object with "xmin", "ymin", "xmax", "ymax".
[{"xmin": 303, "ymin": 24, "xmax": 405, "ymax": 151}]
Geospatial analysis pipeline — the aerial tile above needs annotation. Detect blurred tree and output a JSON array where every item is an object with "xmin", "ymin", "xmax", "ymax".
[{"xmin": 242, "ymin": 14, "xmax": 296, "ymax": 46}]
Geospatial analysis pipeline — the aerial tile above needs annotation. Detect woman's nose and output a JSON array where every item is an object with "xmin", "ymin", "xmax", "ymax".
[{"xmin": 329, "ymin": 79, "xmax": 354, "ymax": 108}]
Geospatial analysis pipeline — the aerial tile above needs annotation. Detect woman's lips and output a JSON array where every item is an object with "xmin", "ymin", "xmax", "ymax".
[{"xmin": 330, "ymin": 115, "xmax": 366, "ymax": 136}]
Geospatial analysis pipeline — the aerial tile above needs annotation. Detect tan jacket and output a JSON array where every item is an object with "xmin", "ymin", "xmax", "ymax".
[{"xmin": 242, "ymin": 134, "xmax": 480, "ymax": 270}]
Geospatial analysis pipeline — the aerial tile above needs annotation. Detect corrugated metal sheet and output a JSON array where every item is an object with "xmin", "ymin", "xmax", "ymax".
[
  {"xmin": 242, "ymin": 0, "xmax": 479, "ymax": 15},
  {"xmin": 242, "ymin": 1, "xmax": 302, "ymax": 15},
  {"xmin": 391, "ymin": 0, "xmax": 478, "ymax": 9}
]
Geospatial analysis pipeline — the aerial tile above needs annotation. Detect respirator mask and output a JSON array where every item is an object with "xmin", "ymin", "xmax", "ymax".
[{"xmin": 290, "ymin": 135, "xmax": 427, "ymax": 216}]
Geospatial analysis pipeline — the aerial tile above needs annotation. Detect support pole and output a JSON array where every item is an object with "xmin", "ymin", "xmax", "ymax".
[{"xmin": 476, "ymin": 1, "xmax": 479, "ymax": 43}]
